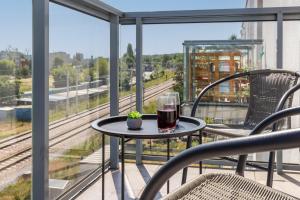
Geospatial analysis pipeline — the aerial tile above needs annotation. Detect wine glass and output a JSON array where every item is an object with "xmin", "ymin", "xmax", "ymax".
[
  {"xmin": 166, "ymin": 92, "xmax": 180, "ymax": 124},
  {"xmin": 157, "ymin": 95, "xmax": 177, "ymax": 133}
]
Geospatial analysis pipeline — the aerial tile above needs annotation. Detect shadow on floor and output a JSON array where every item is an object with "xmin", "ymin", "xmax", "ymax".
[
  {"xmin": 137, "ymin": 164, "xmax": 163, "ymax": 199},
  {"xmin": 111, "ymin": 169, "xmax": 135, "ymax": 200},
  {"xmin": 279, "ymin": 173, "xmax": 300, "ymax": 187}
]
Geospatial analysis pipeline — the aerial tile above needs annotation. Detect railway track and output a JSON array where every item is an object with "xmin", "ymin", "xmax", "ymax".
[
  {"xmin": 0, "ymin": 81, "xmax": 174, "ymax": 173},
  {"xmin": 0, "ymin": 81, "xmax": 174, "ymax": 149}
]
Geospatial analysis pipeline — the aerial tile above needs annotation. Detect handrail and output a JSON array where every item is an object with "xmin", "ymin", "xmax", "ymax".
[
  {"xmin": 140, "ymin": 127, "xmax": 300, "ymax": 200},
  {"xmin": 275, "ymin": 83, "xmax": 300, "ymax": 112}
]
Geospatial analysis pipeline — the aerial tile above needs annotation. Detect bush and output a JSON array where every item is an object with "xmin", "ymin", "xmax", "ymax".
[
  {"xmin": 0, "ymin": 59, "xmax": 16, "ymax": 75},
  {"xmin": 94, "ymin": 57, "xmax": 109, "ymax": 78},
  {"xmin": 15, "ymin": 65, "xmax": 31, "ymax": 78},
  {"xmin": 0, "ymin": 77, "xmax": 21, "ymax": 101},
  {"xmin": 51, "ymin": 65, "xmax": 77, "ymax": 88}
]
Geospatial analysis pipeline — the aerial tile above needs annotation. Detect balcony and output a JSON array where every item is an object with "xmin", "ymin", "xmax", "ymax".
[{"xmin": 1, "ymin": 0, "xmax": 300, "ymax": 200}]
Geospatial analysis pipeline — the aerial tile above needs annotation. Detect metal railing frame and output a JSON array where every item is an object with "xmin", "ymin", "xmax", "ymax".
[{"xmin": 30, "ymin": 1, "xmax": 300, "ymax": 199}]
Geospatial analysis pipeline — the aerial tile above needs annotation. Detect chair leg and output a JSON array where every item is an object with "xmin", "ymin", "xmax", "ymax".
[
  {"xmin": 181, "ymin": 135, "xmax": 192, "ymax": 185},
  {"xmin": 198, "ymin": 130, "xmax": 202, "ymax": 174},
  {"xmin": 267, "ymin": 151, "xmax": 275, "ymax": 187}
]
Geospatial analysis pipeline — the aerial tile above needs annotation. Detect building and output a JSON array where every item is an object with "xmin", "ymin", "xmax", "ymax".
[
  {"xmin": 243, "ymin": 0, "xmax": 300, "ymax": 163},
  {"xmin": 243, "ymin": 0, "xmax": 300, "ymax": 71},
  {"xmin": 183, "ymin": 40, "xmax": 263, "ymax": 102}
]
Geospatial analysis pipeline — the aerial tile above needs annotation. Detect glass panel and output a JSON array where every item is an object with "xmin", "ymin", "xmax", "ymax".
[
  {"xmin": 138, "ymin": 22, "xmax": 277, "ymax": 164},
  {"xmin": 0, "ymin": 1, "xmax": 32, "ymax": 199},
  {"xmin": 119, "ymin": 25, "xmax": 137, "ymax": 154},
  {"xmin": 49, "ymin": 3, "xmax": 109, "ymax": 199},
  {"xmin": 281, "ymin": 20, "xmax": 300, "ymax": 165}
]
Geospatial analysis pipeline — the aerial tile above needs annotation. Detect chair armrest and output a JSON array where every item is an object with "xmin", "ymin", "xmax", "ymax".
[
  {"xmin": 235, "ymin": 106, "xmax": 300, "ymax": 175},
  {"xmin": 276, "ymin": 83, "xmax": 300, "ymax": 112},
  {"xmin": 140, "ymin": 127, "xmax": 300, "ymax": 200}
]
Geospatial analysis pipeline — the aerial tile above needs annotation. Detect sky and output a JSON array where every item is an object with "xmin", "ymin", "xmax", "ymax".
[{"xmin": 0, "ymin": 0, "xmax": 245, "ymax": 58}]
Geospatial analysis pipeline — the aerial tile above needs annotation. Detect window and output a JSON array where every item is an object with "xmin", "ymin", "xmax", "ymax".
[
  {"xmin": 219, "ymin": 61, "xmax": 230, "ymax": 72},
  {"xmin": 219, "ymin": 82, "xmax": 230, "ymax": 93}
]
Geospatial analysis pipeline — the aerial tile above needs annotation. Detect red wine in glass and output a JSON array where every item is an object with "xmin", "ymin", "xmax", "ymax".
[
  {"xmin": 157, "ymin": 95, "xmax": 177, "ymax": 133},
  {"xmin": 166, "ymin": 92, "xmax": 180, "ymax": 124},
  {"xmin": 157, "ymin": 109, "xmax": 177, "ymax": 131}
]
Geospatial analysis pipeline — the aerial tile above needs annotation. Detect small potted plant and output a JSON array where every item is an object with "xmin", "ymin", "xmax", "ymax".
[{"xmin": 127, "ymin": 111, "xmax": 142, "ymax": 130}]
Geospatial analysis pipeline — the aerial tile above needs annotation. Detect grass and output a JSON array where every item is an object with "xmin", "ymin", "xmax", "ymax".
[
  {"xmin": 0, "ymin": 133, "xmax": 104, "ymax": 199},
  {"xmin": 144, "ymin": 70, "xmax": 174, "ymax": 89},
  {"xmin": 0, "ymin": 121, "xmax": 31, "ymax": 140},
  {"xmin": 49, "ymin": 133, "xmax": 104, "ymax": 180},
  {"xmin": 19, "ymin": 78, "xmax": 32, "ymax": 93},
  {"xmin": 0, "ymin": 178, "xmax": 31, "ymax": 200},
  {"xmin": 143, "ymin": 100, "xmax": 157, "ymax": 114},
  {"xmin": 120, "ymin": 70, "xmax": 175, "ymax": 98},
  {"xmin": 19, "ymin": 76, "xmax": 54, "ymax": 93}
]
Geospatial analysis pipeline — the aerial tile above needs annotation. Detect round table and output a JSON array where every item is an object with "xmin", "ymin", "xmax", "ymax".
[{"xmin": 92, "ymin": 114, "xmax": 206, "ymax": 200}]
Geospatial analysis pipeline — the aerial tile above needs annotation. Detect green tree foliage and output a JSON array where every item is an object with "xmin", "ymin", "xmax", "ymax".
[
  {"xmin": 88, "ymin": 56, "xmax": 95, "ymax": 83},
  {"xmin": 120, "ymin": 43, "xmax": 136, "ymax": 91},
  {"xmin": 229, "ymin": 34, "xmax": 238, "ymax": 40},
  {"xmin": 53, "ymin": 57, "xmax": 64, "ymax": 67},
  {"xmin": 94, "ymin": 57, "xmax": 109, "ymax": 78},
  {"xmin": 124, "ymin": 43, "xmax": 135, "ymax": 69},
  {"xmin": 16, "ymin": 65, "xmax": 31, "ymax": 78},
  {"xmin": 0, "ymin": 76, "xmax": 21, "ymax": 101},
  {"xmin": 120, "ymin": 70, "xmax": 131, "ymax": 91},
  {"xmin": 162, "ymin": 54, "xmax": 170, "ymax": 68},
  {"xmin": 51, "ymin": 65, "xmax": 77, "ymax": 88},
  {"xmin": 173, "ymin": 55, "xmax": 184, "ymax": 102},
  {"xmin": 0, "ymin": 59, "xmax": 16, "ymax": 75}
]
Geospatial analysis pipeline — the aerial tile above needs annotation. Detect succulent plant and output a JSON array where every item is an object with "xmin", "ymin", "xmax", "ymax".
[{"xmin": 127, "ymin": 111, "xmax": 142, "ymax": 119}]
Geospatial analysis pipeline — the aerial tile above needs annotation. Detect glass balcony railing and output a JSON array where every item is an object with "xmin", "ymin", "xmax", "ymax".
[
  {"xmin": 1, "ymin": 0, "xmax": 300, "ymax": 199},
  {"xmin": 48, "ymin": 3, "xmax": 110, "ymax": 199}
]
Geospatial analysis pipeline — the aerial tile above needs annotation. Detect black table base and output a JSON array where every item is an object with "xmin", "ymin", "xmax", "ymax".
[{"xmin": 92, "ymin": 115, "xmax": 205, "ymax": 200}]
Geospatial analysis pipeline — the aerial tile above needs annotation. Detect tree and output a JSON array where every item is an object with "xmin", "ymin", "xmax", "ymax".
[
  {"xmin": 229, "ymin": 34, "xmax": 238, "ymax": 40},
  {"xmin": 173, "ymin": 54, "xmax": 184, "ymax": 102},
  {"xmin": 53, "ymin": 57, "xmax": 64, "ymax": 67},
  {"xmin": 88, "ymin": 56, "xmax": 95, "ymax": 83},
  {"xmin": 0, "ymin": 77, "xmax": 22, "ymax": 104},
  {"xmin": 16, "ymin": 65, "xmax": 31, "ymax": 78},
  {"xmin": 162, "ymin": 54, "xmax": 170, "ymax": 68},
  {"xmin": 124, "ymin": 43, "xmax": 135, "ymax": 69},
  {"xmin": 94, "ymin": 57, "xmax": 109, "ymax": 78},
  {"xmin": 51, "ymin": 65, "xmax": 77, "ymax": 88},
  {"xmin": 0, "ymin": 59, "xmax": 16, "ymax": 75}
]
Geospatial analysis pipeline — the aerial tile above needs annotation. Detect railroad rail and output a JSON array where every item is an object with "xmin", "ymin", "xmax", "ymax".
[{"xmin": 0, "ymin": 81, "xmax": 174, "ymax": 174}]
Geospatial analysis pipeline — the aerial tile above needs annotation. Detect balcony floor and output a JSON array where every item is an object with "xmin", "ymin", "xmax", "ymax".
[{"xmin": 76, "ymin": 162, "xmax": 300, "ymax": 200}]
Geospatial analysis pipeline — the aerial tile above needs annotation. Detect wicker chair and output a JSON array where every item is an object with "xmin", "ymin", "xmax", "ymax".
[
  {"xmin": 182, "ymin": 69, "xmax": 300, "ymax": 186},
  {"xmin": 140, "ymin": 107, "xmax": 300, "ymax": 200}
]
